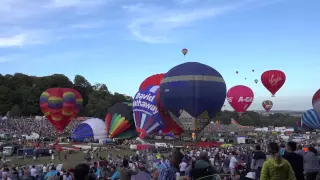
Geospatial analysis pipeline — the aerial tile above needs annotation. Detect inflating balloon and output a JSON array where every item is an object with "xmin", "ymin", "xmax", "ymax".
[
  {"xmin": 312, "ymin": 89, "xmax": 320, "ymax": 115},
  {"xmin": 160, "ymin": 62, "xmax": 226, "ymax": 132},
  {"xmin": 262, "ymin": 100, "xmax": 273, "ymax": 112},
  {"xmin": 140, "ymin": 73, "xmax": 183, "ymax": 135},
  {"xmin": 227, "ymin": 85, "xmax": 254, "ymax": 114},
  {"xmin": 40, "ymin": 88, "xmax": 83, "ymax": 132},
  {"xmin": 301, "ymin": 109, "xmax": 320, "ymax": 129},
  {"xmin": 73, "ymin": 118, "xmax": 106, "ymax": 141},
  {"xmin": 254, "ymin": 79, "xmax": 258, "ymax": 84},
  {"xmin": 139, "ymin": 74, "xmax": 165, "ymax": 91},
  {"xmin": 156, "ymin": 89, "xmax": 183, "ymax": 135},
  {"xmin": 133, "ymin": 86, "xmax": 164, "ymax": 139},
  {"xmin": 105, "ymin": 102, "xmax": 134, "ymax": 138},
  {"xmin": 261, "ymin": 70, "xmax": 286, "ymax": 97},
  {"xmin": 182, "ymin": 48, "xmax": 188, "ymax": 56}
]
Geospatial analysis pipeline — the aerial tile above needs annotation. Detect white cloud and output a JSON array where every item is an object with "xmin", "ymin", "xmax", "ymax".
[
  {"xmin": 0, "ymin": 0, "xmax": 114, "ymax": 48},
  {"xmin": 123, "ymin": 0, "xmax": 282, "ymax": 44}
]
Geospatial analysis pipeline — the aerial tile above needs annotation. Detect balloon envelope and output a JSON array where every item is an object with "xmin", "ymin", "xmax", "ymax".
[
  {"xmin": 139, "ymin": 74, "xmax": 165, "ymax": 91},
  {"xmin": 261, "ymin": 70, "xmax": 286, "ymax": 96},
  {"xmin": 182, "ymin": 48, "xmax": 188, "ymax": 56},
  {"xmin": 301, "ymin": 109, "xmax": 320, "ymax": 129},
  {"xmin": 133, "ymin": 86, "xmax": 164, "ymax": 139},
  {"xmin": 105, "ymin": 102, "xmax": 134, "ymax": 138},
  {"xmin": 160, "ymin": 62, "xmax": 226, "ymax": 132},
  {"xmin": 227, "ymin": 85, "xmax": 254, "ymax": 113},
  {"xmin": 40, "ymin": 88, "xmax": 83, "ymax": 132},
  {"xmin": 312, "ymin": 89, "xmax": 320, "ymax": 115},
  {"xmin": 262, "ymin": 100, "xmax": 273, "ymax": 112}
]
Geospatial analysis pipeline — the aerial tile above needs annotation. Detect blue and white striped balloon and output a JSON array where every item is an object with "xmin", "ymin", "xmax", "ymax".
[{"xmin": 301, "ymin": 109, "xmax": 320, "ymax": 129}]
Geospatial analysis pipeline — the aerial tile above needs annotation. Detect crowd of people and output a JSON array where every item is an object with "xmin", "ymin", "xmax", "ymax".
[{"xmin": 0, "ymin": 141, "xmax": 318, "ymax": 180}]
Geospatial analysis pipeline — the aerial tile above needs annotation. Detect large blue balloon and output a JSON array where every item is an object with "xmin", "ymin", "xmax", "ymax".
[
  {"xmin": 132, "ymin": 85, "xmax": 164, "ymax": 139},
  {"xmin": 301, "ymin": 109, "xmax": 320, "ymax": 129},
  {"xmin": 160, "ymin": 62, "xmax": 226, "ymax": 132}
]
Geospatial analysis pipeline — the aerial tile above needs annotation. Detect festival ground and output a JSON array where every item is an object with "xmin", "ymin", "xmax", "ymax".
[{"xmin": 5, "ymin": 148, "xmax": 135, "ymax": 168}]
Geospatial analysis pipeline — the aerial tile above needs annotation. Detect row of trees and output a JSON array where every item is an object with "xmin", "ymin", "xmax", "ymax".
[
  {"xmin": 0, "ymin": 73, "xmax": 299, "ymax": 127},
  {"xmin": 0, "ymin": 73, "xmax": 132, "ymax": 118}
]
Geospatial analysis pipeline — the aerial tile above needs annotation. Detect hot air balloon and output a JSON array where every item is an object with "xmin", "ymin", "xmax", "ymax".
[
  {"xmin": 156, "ymin": 88, "xmax": 183, "ymax": 136},
  {"xmin": 261, "ymin": 70, "xmax": 286, "ymax": 97},
  {"xmin": 301, "ymin": 109, "xmax": 320, "ymax": 129},
  {"xmin": 262, "ymin": 100, "xmax": 273, "ymax": 112},
  {"xmin": 139, "ymin": 73, "xmax": 165, "ymax": 91},
  {"xmin": 244, "ymin": 78, "xmax": 247, "ymax": 80},
  {"xmin": 182, "ymin": 48, "xmax": 188, "ymax": 56},
  {"xmin": 105, "ymin": 102, "xmax": 134, "ymax": 138},
  {"xmin": 72, "ymin": 118, "xmax": 107, "ymax": 141},
  {"xmin": 140, "ymin": 73, "xmax": 183, "ymax": 135},
  {"xmin": 227, "ymin": 85, "xmax": 254, "ymax": 115},
  {"xmin": 254, "ymin": 79, "xmax": 258, "ymax": 84},
  {"xmin": 236, "ymin": 71, "xmax": 238, "ymax": 75},
  {"xmin": 160, "ymin": 62, "xmax": 226, "ymax": 133},
  {"xmin": 312, "ymin": 89, "xmax": 320, "ymax": 115},
  {"xmin": 252, "ymin": 69, "xmax": 254, "ymax": 72},
  {"xmin": 40, "ymin": 88, "xmax": 83, "ymax": 132},
  {"xmin": 133, "ymin": 86, "xmax": 164, "ymax": 139}
]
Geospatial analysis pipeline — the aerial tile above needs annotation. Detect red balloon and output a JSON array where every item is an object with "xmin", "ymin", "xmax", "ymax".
[
  {"xmin": 227, "ymin": 85, "xmax": 254, "ymax": 114},
  {"xmin": 139, "ymin": 73, "xmax": 165, "ymax": 90},
  {"xmin": 261, "ymin": 70, "xmax": 286, "ymax": 96},
  {"xmin": 40, "ymin": 88, "xmax": 83, "ymax": 132},
  {"xmin": 312, "ymin": 89, "xmax": 320, "ymax": 114},
  {"xmin": 262, "ymin": 100, "xmax": 273, "ymax": 112}
]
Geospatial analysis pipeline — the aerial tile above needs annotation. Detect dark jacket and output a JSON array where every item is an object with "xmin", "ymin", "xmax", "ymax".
[{"xmin": 283, "ymin": 151, "xmax": 304, "ymax": 180}]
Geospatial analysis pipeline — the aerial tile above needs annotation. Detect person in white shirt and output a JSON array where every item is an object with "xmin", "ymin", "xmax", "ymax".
[
  {"xmin": 179, "ymin": 161, "xmax": 187, "ymax": 176},
  {"xmin": 229, "ymin": 151, "xmax": 238, "ymax": 175},
  {"xmin": 30, "ymin": 165, "xmax": 38, "ymax": 177}
]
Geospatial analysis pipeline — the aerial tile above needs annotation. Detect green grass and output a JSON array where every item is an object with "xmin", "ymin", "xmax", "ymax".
[{"xmin": 5, "ymin": 149, "xmax": 136, "ymax": 169}]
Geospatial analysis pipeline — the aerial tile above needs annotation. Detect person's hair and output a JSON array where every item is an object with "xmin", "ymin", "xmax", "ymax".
[
  {"xmin": 308, "ymin": 146, "xmax": 318, "ymax": 155},
  {"xmin": 122, "ymin": 159, "xmax": 129, "ymax": 167},
  {"xmin": 280, "ymin": 143, "xmax": 285, "ymax": 148},
  {"xmin": 268, "ymin": 142, "xmax": 281, "ymax": 163},
  {"xmin": 231, "ymin": 151, "xmax": 237, "ymax": 155},
  {"xmin": 287, "ymin": 141, "xmax": 297, "ymax": 151},
  {"xmin": 298, "ymin": 144, "xmax": 303, "ymax": 150},
  {"xmin": 255, "ymin": 145, "xmax": 261, "ymax": 151},
  {"xmin": 74, "ymin": 163, "xmax": 90, "ymax": 180},
  {"xmin": 171, "ymin": 148, "xmax": 184, "ymax": 164}
]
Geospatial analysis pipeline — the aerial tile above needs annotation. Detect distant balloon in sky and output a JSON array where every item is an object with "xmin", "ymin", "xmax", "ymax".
[
  {"xmin": 254, "ymin": 79, "xmax": 258, "ymax": 84},
  {"xmin": 261, "ymin": 70, "xmax": 286, "ymax": 97},
  {"xmin": 227, "ymin": 85, "xmax": 254, "ymax": 115},
  {"xmin": 252, "ymin": 69, "xmax": 254, "ymax": 72},
  {"xmin": 182, "ymin": 48, "xmax": 188, "ymax": 56},
  {"xmin": 236, "ymin": 71, "xmax": 238, "ymax": 75},
  {"xmin": 312, "ymin": 89, "xmax": 320, "ymax": 115},
  {"xmin": 262, "ymin": 100, "xmax": 273, "ymax": 112}
]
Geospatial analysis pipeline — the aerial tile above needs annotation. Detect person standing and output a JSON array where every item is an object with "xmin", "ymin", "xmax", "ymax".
[
  {"xmin": 260, "ymin": 142, "xmax": 296, "ymax": 180},
  {"xmin": 229, "ymin": 151, "xmax": 238, "ymax": 176},
  {"xmin": 158, "ymin": 148, "xmax": 184, "ymax": 180},
  {"xmin": 304, "ymin": 146, "xmax": 320, "ymax": 180},
  {"xmin": 283, "ymin": 141, "xmax": 304, "ymax": 180},
  {"xmin": 251, "ymin": 145, "xmax": 266, "ymax": 180}
]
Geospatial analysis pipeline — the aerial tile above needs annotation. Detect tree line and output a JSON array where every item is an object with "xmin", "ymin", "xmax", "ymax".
[{"xmin": 0, "ymin": 73, "xmax": 299, "ymax": 127}]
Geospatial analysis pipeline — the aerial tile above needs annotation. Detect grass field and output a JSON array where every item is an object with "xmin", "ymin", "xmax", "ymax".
[{"xmin": 5, "ymin": 148, "xmax": 136, "ymax": 168}]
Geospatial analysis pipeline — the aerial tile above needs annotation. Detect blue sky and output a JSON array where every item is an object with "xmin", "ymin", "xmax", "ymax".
[{"xmin": 0, "ymin": 0, "xmax": 319, "ymax": 111}]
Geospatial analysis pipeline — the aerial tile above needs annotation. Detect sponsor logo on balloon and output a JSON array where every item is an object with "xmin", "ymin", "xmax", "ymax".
[
  {"xmin": 133, "ymin": 92, "xmax": 158, "ymax": 114},
  {"xmin": 269, "ymin": 74, "xmax": 282, "ymax": 86},
  {"xmin": 238, "ymin": 97, "xmax": 253, "ymax": 103}
]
